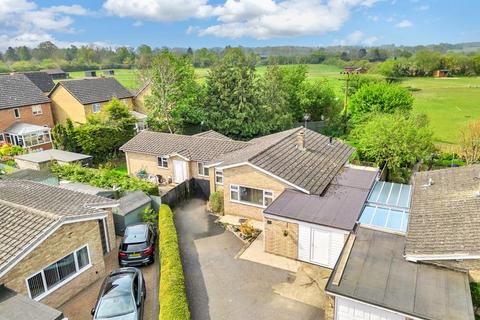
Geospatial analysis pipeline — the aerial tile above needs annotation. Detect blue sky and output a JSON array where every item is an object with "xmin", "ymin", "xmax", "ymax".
[{"xmin": 0, "ymin": 0, "xmax": 478, "ymax": 50}]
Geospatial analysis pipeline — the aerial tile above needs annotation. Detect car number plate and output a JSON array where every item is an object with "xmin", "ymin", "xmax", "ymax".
[{"xmin": 130, "ymin": 253, "xmax": 141, "ymax": 258}]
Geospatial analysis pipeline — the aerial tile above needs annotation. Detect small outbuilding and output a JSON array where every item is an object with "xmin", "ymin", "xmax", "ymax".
[
  {"xmin": 433, "ymin": 69, "xmax": 449, "ymax": 77},
  {"xmin": 15, "ymin": 149, "xmax": 92, "ymax": 170},
  {"xmin": 41, "ymin": 68, "xmax": 68, "ymax": 80},
  {"xmin": 85, "ymin": 70, "xmax": 97, "ymax": 77},
  {"xmin": 103, "ymin": 70, "xmax": 115, "ymax": 76},
  {"xmin": 113, "ymin": 190, "xmax": 152, "ymax": 235}
]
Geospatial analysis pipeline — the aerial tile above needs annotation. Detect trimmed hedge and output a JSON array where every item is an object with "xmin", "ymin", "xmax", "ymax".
[
  {"xmin": 159, "ymin": 204, "xmax": 190, "ymax": 320},
  {"xmin": 209, "ymin": 190, "xmax": 224, "ymax": 214}
]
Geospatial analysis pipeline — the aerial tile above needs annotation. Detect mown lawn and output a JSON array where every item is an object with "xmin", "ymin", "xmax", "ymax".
[{"xmin": 68, "ymin": 69, "xmax": 141, "ymax": 89}]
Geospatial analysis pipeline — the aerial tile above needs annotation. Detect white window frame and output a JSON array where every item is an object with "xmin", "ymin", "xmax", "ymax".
[
  {"xmin": 229, "ymin": 184, "xmax": 274, "ymax": 208},
  {"xmin": 25, "ymin": 245, "xmax": 92, "ymax": 301},
  {"xmin": 197, "ymin": 162, "xmax": 209, "ymax": 177},
  {"xmin": 0, "ymin": 133, "xmax": 4, "ymax": 142},
  {"xmin": 215, "ymin": 169, "xmax": 223, "ymax": 185},
  {"xmin": 157, "ymin": 156, "xmax": 168, "ymax": 168},
  {"xmin": 92, "ymin": 103, "xmax": 101, "ymax": 114},
  {"xmin": 13, "ymin": 108, "xmax": 20, "ymax": 119},
  {"xmin": 32, "ymin": 104, "xmax": 43, "ymax": 115}
]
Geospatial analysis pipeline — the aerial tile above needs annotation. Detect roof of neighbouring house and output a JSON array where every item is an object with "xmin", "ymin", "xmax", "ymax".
[
  {"xmin": 52, "ymin": 77, "xmax": 133, "ymax": 105},
  {"xmin": 40, "ymin": 68, "xmax": 66, "ymax": 75},
  {"xmin": 193, "ymin": 130, "xmax": 232, "ymax": 140},
  {"xmin": 116, "ymin": 190, "xmax": 151, "ymax": 215},
  {"xmin": 14, "ymin": 149, "xmax": 92, "ymax": 164},
  {"xmin": 264, "ymin": 166, "xmax": 378, "ymax": 230},
  {"xmin": 58, "ymin": 181, "xmax": 110, "ymax": 196},
  {"xmin": 0, "ymin": 179, "xmax": 117, "ymax": 277},
  {"xmin": 134, "ymin": 80, "xmax": 151, "ymax": 97},
  {"xmin": 0, "ymin": 286, "xmax": 63, "ymax": 320},
  {"xmin": 405, "ymin": 165, "xmax": 480, "ymax": 258},
  {"xmin": 1, "ymin": 169, "xmax": 58, "ymax": 185},
  {"xmin": 326, "ymin": 227, "xmax": 474, "ymax": 320},
  {"xmin": 0, "ymin": 74, "xmax": 50, "ymax": 110},
  {"xmin": 20, "ymin": 71, "xmax": 55, "ymax": 93},
  {"xmin": 210, "ymin": 127, "xmax": 354, "ymax": 195},
  {"xmin": 119, "ymin": 130, "xmax": 250, "ymax": 162}
]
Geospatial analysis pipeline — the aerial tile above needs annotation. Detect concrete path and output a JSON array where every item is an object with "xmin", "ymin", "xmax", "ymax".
[{"xmin": 174, "ymin": 199, "xmax": 323, "ymax": 320}]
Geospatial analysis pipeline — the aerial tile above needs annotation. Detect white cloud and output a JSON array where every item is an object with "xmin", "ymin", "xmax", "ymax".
[
  {"xmin": 103, "ymin": 0, "xmax": 213, "ymax": 21},
  {"xmin": 415, "ymin": 4, "xmax": 429, "ymax": 10},
  {"xmin": 395, "ymin": 19, "xmax": 413, "ymax": 28},
  {"xmin": 336, "ymin": 30, "xmax": 378, "ymax": 46}
]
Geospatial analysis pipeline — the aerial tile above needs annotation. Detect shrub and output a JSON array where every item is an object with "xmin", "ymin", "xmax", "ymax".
[
  {"xmin": 471, "ymin": 282, "xmax": 480, "ymax": 314},
  {"xmin": 0, "ymin": 143, "xmax": 25, "ymax": 157},
  {"xmin": 142, "ymin": 207, "xmax": 157, "ymax": 228},
  {"xmin": 209, "ymin": 191, "xmax": 224, "ymax": 214},
  {"xmin": 51, "ymin": 163, "xmax": 158, "ymax": 195},
  {"xmin": 159, "ymin": 204, "xmax": 190, "ymax": 320}
]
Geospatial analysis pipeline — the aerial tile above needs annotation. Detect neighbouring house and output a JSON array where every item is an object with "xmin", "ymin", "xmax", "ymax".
[
  {"xmin": 85, "ymin": 70, "xmax": 97, "ymax": 77},
  {"xmin": 133, "ymin": 81, "xmax": 151, "ymax": 114},
  {"xmin": 119, "ymin": 130, "xmax": 248, "ymax": 190},
  {"xmin": 0, "ymin": 74, "xmax": 54, "ymax": 150},
  {"xmin": 112, "ymin": 190, "xmax": 152, "ymax": 235},
  {"xmin": 19, "ymin": 72, "xmax": 55, "ymax": 94},
  {"xmin": 324, "ymin": 165, "xmax": 480, "ymax": 320},
  {"xmin": 0, "ymin": 285, "xmax": 64, "ymax": 320},
  {"xmin": 0, "ymin": 179, "xmax": 117, "ymax": 309},
  {"xmin": 433, "ymin": 69, "xmax": 449, "ymax": 77},
  {"xmin": 14, "ymin": 149, "xmax": 92, "ymax": 171},
  {"xmin": 263, "ymin": 165, "xmax": 378, "ymax": 268},
  {"xmin": 49, "ymin": 77, "xmax": 134, "ymax": 125},
  {"xmin": 41, "ymin": 69, "xmax": 68, "ymax": 80}
]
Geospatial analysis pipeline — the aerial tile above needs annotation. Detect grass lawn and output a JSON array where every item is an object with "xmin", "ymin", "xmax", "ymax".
[
  {"xmin": 68, "ymin": 69, "xmax": 141, "ymax": 89},
  {"xmin": 109, "ymin": 164, "xmax": 128, "ymax": 176}
]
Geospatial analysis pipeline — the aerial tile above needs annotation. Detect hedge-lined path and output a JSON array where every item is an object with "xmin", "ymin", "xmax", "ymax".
[{"xmin": 174, "ymin": 199, "xmax": 323, "ymax": 320}]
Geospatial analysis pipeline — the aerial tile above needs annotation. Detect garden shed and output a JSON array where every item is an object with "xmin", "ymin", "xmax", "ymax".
[
  {"xmin": 103, "ymin": 70, "xmax": 115, "ymax": 76},
  {"xmin": 85, "ymin": 70, "xmax": 97, "ymax": 77},
  {"xmin": 15, "ymin": 149, "xmax": 92, "ymax": 170},
  {"xmin": 113, "ymin": 190, "xmax": 152, "ymax": 235}
]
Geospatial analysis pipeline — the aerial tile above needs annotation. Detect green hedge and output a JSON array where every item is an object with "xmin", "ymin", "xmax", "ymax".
[
  {"xmin": 51, "ymin": 163, "xmax": 158, "ymax": 195},
  {"xmin": 159, "ymin": 204, "xmax": 190, "ymax": 320}
]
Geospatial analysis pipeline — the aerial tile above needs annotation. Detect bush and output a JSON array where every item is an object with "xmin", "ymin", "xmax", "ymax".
[
  {"xmin": 471, "ymin": 282, "xmax": 480, "ymax": 314},
  {"xmin": 209, "ymin": 191, "xmax": 224, "ymax": 214},
  {"xmin": 0, "ymin": 143, "xmax": 25, "ymax": 157},
  {"xmin": 51, "ymin": 163, "xmax": 158, "ymax": 195},
  {"xmin": 159, "ymin": 204, "xmax": 190, "ymax": 320}
]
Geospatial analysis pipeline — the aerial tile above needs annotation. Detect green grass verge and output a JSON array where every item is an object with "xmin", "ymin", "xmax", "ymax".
[
  {"xmin": 67, "ymin": 69, "xmax": 141, "ymax": 89},
  {"xmin": 159, "ymin": 204, "xmax": 190, "ymax": 320}
]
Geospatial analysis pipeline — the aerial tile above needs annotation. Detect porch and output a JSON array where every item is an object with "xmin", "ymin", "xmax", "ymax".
[{"xmin": 3, "ymin": 122, "xmax": 52, "ymax": 149}]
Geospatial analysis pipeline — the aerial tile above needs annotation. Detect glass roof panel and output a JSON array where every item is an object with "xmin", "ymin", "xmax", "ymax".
[
  {"xmin": 359, "ymin": 206, "xmax": 375, "ymax": 225},
  {"xmin": 368, "ymin": 181, "xmax": 383, "ymax": 202},
  {"xmin": 397, "ymin": 185, "xmax": 412, "ymax": 208},
  {"xmin": 387, "ymin": 183, "xmax": 401, "ymax": 206}
]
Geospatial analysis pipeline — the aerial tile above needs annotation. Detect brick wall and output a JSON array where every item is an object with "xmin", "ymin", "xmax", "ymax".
[
  {"xmin": 0, "ymin": 103, "xmax": 54, "ymax": 133},
  {"xmin": 0, "ymin": 213, "xmax": 115, "ymax": 309},
  {"xmin": 264, "ymin": 217, "xmax": 299, "ymax": 259},
  {"xmin": 324, "ymin": 294, "xmax": 335, "ymax": 320}
]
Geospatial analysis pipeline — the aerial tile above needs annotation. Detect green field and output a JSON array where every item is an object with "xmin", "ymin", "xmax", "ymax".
[{"xmin": 68, "ymin": 66, "xmax": 480, "ymax": 145}]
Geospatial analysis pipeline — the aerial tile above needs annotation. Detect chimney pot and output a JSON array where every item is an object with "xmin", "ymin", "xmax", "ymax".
[{"xmin": 297, "ymin": 129, "xmax": 305, "ymax": 151}]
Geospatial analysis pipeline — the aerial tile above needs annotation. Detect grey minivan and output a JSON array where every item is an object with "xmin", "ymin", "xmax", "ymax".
[{"xmin": 91, "ymin": 268, "xmax": 146, "ymax": 320}]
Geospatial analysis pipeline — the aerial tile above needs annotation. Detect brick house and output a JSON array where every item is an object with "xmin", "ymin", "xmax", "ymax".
[
  {"xmin": 48, "ymin": 77, "xmax": 134, "ymax": 125},
  {"xmin": 0, "ymin": 179, "xmax": 117, "ymax": 309},
  {"xmin": 0, "ymin": 74, "xmax": 55, "ymax": 150}
]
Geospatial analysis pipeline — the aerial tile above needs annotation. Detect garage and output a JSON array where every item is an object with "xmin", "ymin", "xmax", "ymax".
[{"xmin": 336, "ymin": 298, "xmax": 403, "ymax": 320}]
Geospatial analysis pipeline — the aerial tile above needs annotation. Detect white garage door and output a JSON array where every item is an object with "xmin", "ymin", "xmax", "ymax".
[
  {"xmin": 336, "ymin": 297, "xmax": 404, "ymax": 320},
  {"xmin": 298, "ymin": 224, "xmax": 346, "ymax": 268}
]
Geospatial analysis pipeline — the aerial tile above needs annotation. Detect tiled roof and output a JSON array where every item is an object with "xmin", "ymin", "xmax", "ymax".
[
  {"xmin": 41, "ymin": 69, "xmax": 66, "ymax": 75},
  {"xmin": 213, "ymin": 128, "xmax": 354, "ymax": 195},
  {"xmin": 0, "ymin": 74, "xmax": 50, "ymax": 110},
  {"xmin": 405, "ymin": 165, "xmax": 480, "ymax": 257},
  {"xmin": 0, "ymin": 179, "xmax": 116, "ymax": 276},
  {"xmin": 120, "ymin": 130, "xmax": 249, "ymax": 162},
  {"xmin": 20, "ymin": 72, "xmax": 55, "ymax": 93},
  {"xmin": 193, "ymin": 130, "xmax": 232, "ymax": 140},
  {"xmin": 54, "ymin": 77, "xmax": 133, "ymax": 105}
]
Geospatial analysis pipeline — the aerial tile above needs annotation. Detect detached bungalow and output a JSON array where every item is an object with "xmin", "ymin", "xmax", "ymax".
[
  {"xmin": 0, "ymin": 179, "xmax": 117, "ymax": 309},
  {"xmin": 49, "ymin": 77, "xmax": 134, "ymax": 125}
]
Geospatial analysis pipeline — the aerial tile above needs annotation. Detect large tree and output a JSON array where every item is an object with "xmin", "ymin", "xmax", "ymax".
[
  {"xmin": 281, "ymin": 64, "xmax": 308, "ymax": 120},
  {"xmin": 298, "ymin": 80, "xmax": 338, "ymax": 122},
  {"xmin": 204, "ymin": 48, "xmax": 266, "ymax": 139},
  {"xmin": 145, "ymin": 50, "xmax": 198, "ymax": 133}
]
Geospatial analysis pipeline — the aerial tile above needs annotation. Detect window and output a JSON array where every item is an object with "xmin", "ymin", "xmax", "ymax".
[
  {"xmin": 14, "ymin": 108, "xmax": 20, "ymax": 118},
  {"xmin": 197, "ymin": 162, "xmax": 209, "ymax": 176},
  {"xmin": 21, "ymin": 130, "xmax": 51, "ymax": 148},
  {"xmin": 26, "ymin": 245, "xmax": 91, "ymax": 300},
  {"xmin": 157, "ymin": 156, "xmax": 168, "ymax": 168},
  {"xmin": 0, "ymin": 133, "xmax": 4, "ymax": 142},
  {"xmin": 32, "ymin": 105, "xmax": 43, "ymax": 115},
  {"xmin": 92, "ymin": 103, "xmax": 101, "ymax": 113},
  {"xmin": 230, "ymin": 184, "xmax": 274, "ymax": 207},
  {"xmin": 215, "ymin": 169, "xmax": 223, "ymax": 185}
]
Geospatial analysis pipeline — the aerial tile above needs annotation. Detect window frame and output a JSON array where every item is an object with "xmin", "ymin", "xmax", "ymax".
[
  {"xmin": 215, "ymin": 169, "xmax": 223, "ymax": 185},
  {"xmin": 92, "ymin": 103, "xmax": 101, "ymax": 114},
  {"xmin": 157, "ymin": 156, "xmax": 168, "ymax": 168},
  {"xmin": 13, "ymin": 108, "xmax": 20, "ymax": 119},
  {"xmin": 25, "ymin": 245, "xmax": 92, "ymax": 301},
  {"xmin": 229, "ymin": 184, "xmax": 274, "ymax": 208},
  {"xmin": 197, "ymin": 162, "xmax": 209, "ymax": 177},
  {"xmin": 32, "ymin": 104, "xmax": 43, "ymax": 115}
]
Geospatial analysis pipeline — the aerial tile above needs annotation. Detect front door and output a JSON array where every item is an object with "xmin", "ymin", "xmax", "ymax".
[
  {"xmin": 173, "ymin": 160, "xmax": 187, "ymax": 184},
  {"xmin": 311, "ymin": 229, "xmax": 330, "ymax": 266}
]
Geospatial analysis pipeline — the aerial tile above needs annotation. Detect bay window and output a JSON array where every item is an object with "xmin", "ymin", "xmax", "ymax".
[{"xmin": 230, "ymin": 184, "xmax": 274, "ymax": 207}]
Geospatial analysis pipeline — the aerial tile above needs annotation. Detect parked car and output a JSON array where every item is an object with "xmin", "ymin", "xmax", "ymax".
[
  {"xmin": 91, "ymin": 268, "xmax": 146, "ymax": 320},
  {"xmin": 118, "ymin": 223, "xmax": 155, "ymax": 267}
]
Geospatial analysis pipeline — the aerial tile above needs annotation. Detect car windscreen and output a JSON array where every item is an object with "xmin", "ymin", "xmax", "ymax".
[
  {"xmin": 96, "ymin": 293, "xmax": 135, "ymax": 318},
  {"xmin": 120, "ymin": 242, "xmax": 148, "ymax": 252}
]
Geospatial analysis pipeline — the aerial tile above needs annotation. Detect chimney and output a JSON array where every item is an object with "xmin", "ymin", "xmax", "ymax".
[
  {"xmin": 329, "ymin": 136, "xmax": 333, "ymax": 145},
  {"xmin": 296, "ymin": 129, "xmax": 305, "ymax": 151}
]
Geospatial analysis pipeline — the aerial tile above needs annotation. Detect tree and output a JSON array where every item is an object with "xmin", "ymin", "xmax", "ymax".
[
  {"xmin": 414, "ymin": 50, "xmax": 441, "ymax": 75},
  {"xmin": 204, "ymin": 48, "xmax": 265, "ymax": 139},
  {"xmin": 348, "ymin": 82, "xmax": 413, "ymax": 123},
  {"xmin": 103, "ymin": 98, "xmax": 136, "ymax": 144},
  {"xmin": 298, "ymin": 80, "xmax": 338, "ymax": 121},
  {"xmin": 136, "ymin": 44, "xmax": 153, "ymax": 69},
  {"xmin": 51, "ymin": 119, "xmax": 77, "ymax": 151},
  {"xmin": 352, "ymin": 113, "xmax": 435, "ymax": 181},
  {"xmin": 281, "ymin": 64, "xmax": 308, "ymax": 120},
  {"xmin": 459, "ymin": 120, "xmax": 480, "ymax": 164},
  {"xmin": 473, "ymin": 54, "xmax": 480, "ymax": 75},
  {"xmin": 16, "ymin": 46, "xmax": 31, "ymax": 61},
  {"xmin": 145, "ymin": 50, "xmax": 198, "ymax": 133},
  {"xmin": 33, "ymin": 41, "xmax": 58, "ymax": 61},
  {"xmin": 4, "ymin": 47, "xmax": 18, "ymax": 61}
]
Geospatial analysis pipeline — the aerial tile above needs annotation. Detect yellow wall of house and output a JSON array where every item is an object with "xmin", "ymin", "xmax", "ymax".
[
  {"xmin": 222, "ymin": 164, "xmax": 290, "ymax": 221},
  {"xmin": 50, "ymin": 85, "xmax": 87, "ymax": 125},
  {"xmin": 134, "ymin": 84, "xmax": 151, "ymax": 114},
  {"xmin": 85, "ymin": 97, "xmax": 134, "ymax": 118}
]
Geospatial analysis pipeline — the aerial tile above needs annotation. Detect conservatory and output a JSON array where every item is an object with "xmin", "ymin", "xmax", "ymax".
[{"xmin": 4, "ymin": 122, "xmax": 52, "ymax": 149}]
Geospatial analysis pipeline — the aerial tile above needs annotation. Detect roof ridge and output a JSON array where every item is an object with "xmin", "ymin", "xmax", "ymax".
[
  {"xmin": 0, "ymin": 198, "xmax": 60, "ymax": 221},
  {"xmin": 247, "ymin": 127, "xmax": 303, "ymax": 162},
  {"xmin": 144, "ymin": 130, "xmax": 250, "ymax": 144}
]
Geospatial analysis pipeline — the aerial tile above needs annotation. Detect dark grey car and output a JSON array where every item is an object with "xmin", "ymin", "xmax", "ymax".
[
  {"xmin": 91, "ymin": 268, "xmax": 146, "ymax": 320},
  {"xmin": 118, "ymin": 224, "xmax": 155, "ymax": 267}
]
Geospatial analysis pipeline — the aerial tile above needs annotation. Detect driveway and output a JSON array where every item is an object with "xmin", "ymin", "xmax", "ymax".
[
  {"xmin": 59, "ymin": 237, "xmax": 159, "ymax": 320},
  {"xmin": 175, "ymin": 199, "xmax": 323, "ymax": 320}
]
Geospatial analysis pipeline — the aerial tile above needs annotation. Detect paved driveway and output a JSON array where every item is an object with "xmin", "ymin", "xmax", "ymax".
[{"xmin": 175, "ymin": 199, "xmax": 323, "ymax": 320}]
